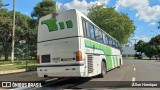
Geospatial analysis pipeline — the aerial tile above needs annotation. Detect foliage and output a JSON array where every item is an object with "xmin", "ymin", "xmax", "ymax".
[
  {"xmin": 0, "ymin": 9, "xmax": 33, "ymax": 60},
  {"xmin": 0, "ymin": 0, "xmax": 2, "ymax": 8},
  {"xmin": 135, "ymin": 34, "xmax": 160, "ymax": 59},
  {"xmin": 144, "ymin": 45, "xmax": 157, "ymax": 59},
  {"xmin": 0, "ymin": 0, "xmax": 57, "ymax": 61},
  {"xmin": 134, "ymin": 40, "xmax": 146, "ymax": 55},
  {"xmin": 30, "ymin": 0, "xmax": 57, "ymax": 60},
  {"xmin": 31, "ymin": 0, "xmax": 56, "ymax": 20},
  {"xmin": 149, "ymin": 34, "xmax": 160, "ymax": 46},
  {"xmin": 87, "ymin": 5, "xmax": 135, "ymax": 45},
  {"xmin": 157, "ymin": 45, "xmax": 160, "ymax": 58}
]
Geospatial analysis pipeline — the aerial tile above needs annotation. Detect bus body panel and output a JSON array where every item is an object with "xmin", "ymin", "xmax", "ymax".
[
  {"xmin": 37, "ymin": 10, "xmax": 87, "ymax": 77},
  {"xmin": 37, "ymin": 9, "xmax": 123, "ymax": 78},
  {"xmin": 83, "ymin": 39, "xmax": 122, "ymax": 71}
]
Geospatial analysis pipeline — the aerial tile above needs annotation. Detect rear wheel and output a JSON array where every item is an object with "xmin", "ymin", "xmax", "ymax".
[
  {"xmin": 99, "ymin": 61, "xmax": 107, "ymax": 78},
  {"xmin": 118, "ymin": 59, "xmax": 121, "ymax": 68}
]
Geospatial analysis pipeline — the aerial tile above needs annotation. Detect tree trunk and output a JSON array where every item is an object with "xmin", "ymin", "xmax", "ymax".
[{"xmin": 4, "ymin": 53, "xmax": 8, "ymax": 61}]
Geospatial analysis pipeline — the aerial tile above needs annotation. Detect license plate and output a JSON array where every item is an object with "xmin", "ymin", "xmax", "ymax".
[{"xmin": 52, "ymin": 57, "xmax": 60, "ymax": 63}]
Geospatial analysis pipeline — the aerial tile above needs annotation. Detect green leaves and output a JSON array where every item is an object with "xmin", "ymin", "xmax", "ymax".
[
  {"xmin": 87, "ymin": 5, "xmax": 135, "ymax": 45},
  {"xmin": 135, "ymin": 34, "xmax": 160, "ymax": 59},
  {"xmin": 135, "ymin": 40, "xmax": 146, "ymax": 54},
  {"xmin": 144, "ymin": 45, "xmax": 157, "ymax": 59},
  {"xmin": 0, "ymin": 8, "xmax": 34, "ymax": 60},
  {"xmin": 31, "ymin": 0, "xmax": 56, "ymax": 20},
  {"xmin": 149, "ymin": 34, "xmax": 160, "ymax": 46}
]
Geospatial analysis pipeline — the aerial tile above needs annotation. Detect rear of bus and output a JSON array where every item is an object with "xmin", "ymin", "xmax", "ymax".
[{"xmin": 37, "ymin": 10, "xmax": 85, "ymax": 78}]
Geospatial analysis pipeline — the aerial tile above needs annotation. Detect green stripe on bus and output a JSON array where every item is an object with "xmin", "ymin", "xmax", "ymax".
[
  {"xmin": 85, "ymin": 40, "xmax": 113, "ymax": 70},
  {"xmin": 115, "ymin": 56, "xmax": 117, "ymax": 67},
  {"xmin": 117, "ymin": 56, "xmax": 119, "ymax": 66}
]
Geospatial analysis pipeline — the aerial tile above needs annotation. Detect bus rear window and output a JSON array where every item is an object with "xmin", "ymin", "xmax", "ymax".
[{"xmin": 41, "ymin": 54, "xmax": 50, "ymax": 63}]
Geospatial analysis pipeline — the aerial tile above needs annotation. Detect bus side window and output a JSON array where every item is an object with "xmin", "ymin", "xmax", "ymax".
[
  {"xmin": 114, "ymin": 41, "xmax": 116, "ymax": 47},
  {"xmin": 85, "ymin": 21, "xmax": 90, "ymax": 38},
  {"xmin": 95, "ymin": 27, "xmax": 99, "ymax": 41},
  {"xmin": 105, "ymin": 35, "xmax": 109, "ymax": 45},
  {"xmin": 82, "ymin": 19, "xmax": 87, "ymax": 37},
  {"xmin": 103, "ymin": 33, "xmax": 106, "ymax": 44},
  {"xmin": 99, "ymin": 30, "xmax": 103, "ymax": 43},
  {"xmin": 118, "ymin": 43, "xmax": 120, "ymax": 49},
  {"xmin": 116, "ymin": 42, "xmax": 119, "ymax": 49},
  {"xmin": 116, "ymin": 42, "xmax": 118, "ymax": 48},
  {"xmin": 89, "ymin": 23, "xmax": 95, "ymax": 40},
  {"xmin": 109, "ymin": 38, "xmax": 112, "ymax": 46},
  {"xmin": 112, "ymin": 40, "xmax": 115, "ymax": 47}
]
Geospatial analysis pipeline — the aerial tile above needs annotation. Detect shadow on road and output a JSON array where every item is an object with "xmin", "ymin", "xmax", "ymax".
[
  {"xmin": 42, "ymin": 77, "xmax": 91, "ymax": 89},
  {"xmin": 154, "ymin": 60, "xmax": 160, "ymax": 62}
]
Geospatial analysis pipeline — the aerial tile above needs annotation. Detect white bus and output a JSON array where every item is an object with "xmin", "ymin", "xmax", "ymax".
[{"xmin": 37, "ymin": 9, "xmax": 123, "ymax": 78}]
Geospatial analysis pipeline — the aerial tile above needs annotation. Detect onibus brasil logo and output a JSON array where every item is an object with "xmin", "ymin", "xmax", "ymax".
[{"xmin": 41, "ymin": 18, "xmax": 73, "ymax": 32}]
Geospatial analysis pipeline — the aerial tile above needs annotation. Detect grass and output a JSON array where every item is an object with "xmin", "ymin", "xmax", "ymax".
[
  {"xmin": 123, "ymin": 57, "xmax": 160, "ymax": 60},
  {"xmin": 0, "ymin": 60, "xmax": 37, "ymax": 71},
  {"xmin": 122, "ymin": 57, "xmax": 135, "ymax": 60}
]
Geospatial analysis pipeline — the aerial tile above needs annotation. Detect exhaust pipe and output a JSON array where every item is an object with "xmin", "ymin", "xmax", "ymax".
[{"xmin": 44, "ymin": 75, "xmax": 48, "ymax": 78}]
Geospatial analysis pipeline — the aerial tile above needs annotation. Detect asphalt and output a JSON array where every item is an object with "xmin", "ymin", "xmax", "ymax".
[
  {"xmin": 35, "ymin": 60, "xmax": 160, "ymax": 90},
  {"xmin": 0, "ymin": 60, "xmax": 160, "ymax": 90}
]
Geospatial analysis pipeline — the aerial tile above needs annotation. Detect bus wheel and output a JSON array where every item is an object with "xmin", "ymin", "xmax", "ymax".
[
  {"xmin": 118, "ymin": 59, "xmax": 121, "ymax": 68},
  {"xmin": 99, "ymin": 61, "xmax": 107, "ymax": 78}
]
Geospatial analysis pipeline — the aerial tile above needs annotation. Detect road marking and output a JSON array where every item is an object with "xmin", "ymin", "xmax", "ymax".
[
  {"xmin": 45, "ymin": 78, "xmax": 58, "ymax": 82},
  {"xmin": 132, "ymin": 77, "xmax": 136, "ymax": 82},
  {"xmin": 133, "ymin": 64, "xmax": 135, "ymax": 66},
  {"xmin": 134, "ymin": 68, "xmax": 136, "ymax": 71}
]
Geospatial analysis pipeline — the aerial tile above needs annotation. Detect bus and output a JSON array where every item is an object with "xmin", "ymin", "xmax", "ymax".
[{"xmin": 37, "ymin": 9, "xmax": 123, "ymax": 78}]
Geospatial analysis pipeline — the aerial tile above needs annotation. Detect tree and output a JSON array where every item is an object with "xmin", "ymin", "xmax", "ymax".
[
  {"xmin": 0, "ymin": 9, "xmax": 12, "ymax": 60},
  {"xmin": 134, "ymin": 35, "xmax": 160, "ymax": 60},
  {"xmin": 149, "ymin": 34, "xmax": 160, "ymax": 46},
  {"xmin": 31, "ymin": 0, "xmax": 56, "ymax": 20},
  {"xmin": 0, "ymin": 0, "xmax": 2, "ymax": 8},
  {"xmin": 134, "ymin": 40, "xmax": 146, "ymax": 56},
  {"xmin": 87, "ymin": 5, "xmax": 135, "ymax": 45},
  {"xmin": 30, "ymin": 0, "xmax": 57, "ymax": 59},
  {"xmin": 0, "ymin": 9, "xmax": 33, "ymax": 60},
  {"xmin": 144, "ymin": 45, "xmax": 157, "ymax": 59},
  {"xmin": 156, "ymin": 45, "xmax": 160, "ymax": 59}
]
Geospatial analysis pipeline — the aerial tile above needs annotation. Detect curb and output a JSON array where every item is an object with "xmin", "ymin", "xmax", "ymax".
[{"xmin": 0, "ymin": 69, "xmax": 26, "ymax": 75}]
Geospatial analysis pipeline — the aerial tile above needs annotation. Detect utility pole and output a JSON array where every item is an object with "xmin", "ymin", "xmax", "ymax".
[{"xmin": 11, "ymin": 0, "xmax": 16, "ymax": 63}]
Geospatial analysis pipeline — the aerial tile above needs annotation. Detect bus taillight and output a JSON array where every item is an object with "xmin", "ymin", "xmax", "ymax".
[
  {"xmin": 37, "ymin": 55, "xmax": 40, "ymax": 64},
  {"xmin": 76, "ymin": 51, "xmax": 82, "ymax": 61}
]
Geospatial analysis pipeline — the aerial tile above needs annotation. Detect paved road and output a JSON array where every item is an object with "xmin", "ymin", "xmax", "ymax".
[
  {"xmin": 0, "ymin": 71, "xmax": 45, "ymax": 81},
  {"xmin": 91, "ymin": 60, "xmax": 160, "ymax": 81},
  {"xmin": 0, "ymin": 60, "xmax": 160, "ymax": 90},
  {"xmin": 35, "ymin": 60, "xmax": 160, "ymax": 90}
]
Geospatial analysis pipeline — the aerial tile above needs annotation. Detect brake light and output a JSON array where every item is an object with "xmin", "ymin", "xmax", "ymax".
[
  {"xmin": 76, "ymin": 51, "xmax": 82, "ymax": 61},
  {"xmin": 37, "ymin": 55, "xmax": 40, "ymax": 64}
]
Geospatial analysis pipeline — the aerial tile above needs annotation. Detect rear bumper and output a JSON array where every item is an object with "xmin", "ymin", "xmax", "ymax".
[
  {"xmin": 37, "ymin": 63, "xmax": 83, "ymax": 67},
  {"xmin": 37, "ymin": 63, "xmax": 86, "ymax": 77}
]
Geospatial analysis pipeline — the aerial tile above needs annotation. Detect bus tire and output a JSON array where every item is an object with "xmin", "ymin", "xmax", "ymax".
[
  {"xmin": 118, "ymin": 59, "xmax": 121, "ymax": 68},
  {"xmin": 99, "ymin": 61, "xmax": 107, "ymax": 78}
]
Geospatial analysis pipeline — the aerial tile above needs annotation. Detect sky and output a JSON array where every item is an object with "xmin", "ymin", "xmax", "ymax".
[{"xmin": 2, "ymin": 0, "xmax": 160, "ymax": 45}]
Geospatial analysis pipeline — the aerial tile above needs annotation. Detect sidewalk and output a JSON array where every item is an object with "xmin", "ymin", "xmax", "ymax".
[
  {"xmin": 0, "ymin": 69, "xmax": 26, "ymax": 75},
  {"xmin": 0, "ymin": 71, "xmax": 45, "ymax": 81}
]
